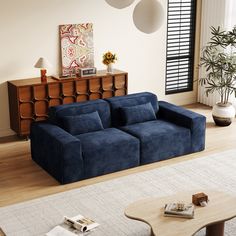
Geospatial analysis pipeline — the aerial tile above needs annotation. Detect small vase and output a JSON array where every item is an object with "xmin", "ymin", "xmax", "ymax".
[{"xmin": 107, "ymin": 63, "xmax": 113, "ymax": 74}]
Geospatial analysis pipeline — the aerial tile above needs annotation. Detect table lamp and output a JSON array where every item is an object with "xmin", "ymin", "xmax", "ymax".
[{"xmin": 34, "ymin": 57, "xmax": 52, "ymax": 82}]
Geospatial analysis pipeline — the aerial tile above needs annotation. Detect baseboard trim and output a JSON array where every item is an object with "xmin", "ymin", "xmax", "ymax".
[
  {"xmin": 165, "ymin": 94, "xmax": 197, "ymax": 106},
  {"xmin": 0, "ymin": 128, "xmax": 15, "ymax": 138}
]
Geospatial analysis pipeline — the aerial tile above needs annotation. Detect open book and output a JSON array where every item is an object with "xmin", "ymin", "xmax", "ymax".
[{"xmin": 46, "ymin": 214, "xmax": 99, "ymax": 236}]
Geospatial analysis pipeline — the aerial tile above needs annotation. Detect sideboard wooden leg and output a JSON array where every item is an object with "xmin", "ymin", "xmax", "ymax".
[{"xmin": 206, "ymin": 222, "xmax": 225, "ymax": 236}]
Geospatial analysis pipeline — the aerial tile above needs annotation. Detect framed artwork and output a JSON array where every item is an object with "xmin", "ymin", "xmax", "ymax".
[{"xmin": 59, "ymin": 23, "xmax": 94, "ymax": 76}]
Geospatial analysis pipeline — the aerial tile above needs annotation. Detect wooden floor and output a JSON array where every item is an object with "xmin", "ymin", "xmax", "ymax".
[{"xmin": 1, "ymin": 103, "xmax": 236, "ymax": 207}]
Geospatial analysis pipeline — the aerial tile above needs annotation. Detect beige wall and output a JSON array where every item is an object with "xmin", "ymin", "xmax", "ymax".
[{"xmin": 0, "ymin": 0, "xmax": 197, "ymax": 137}]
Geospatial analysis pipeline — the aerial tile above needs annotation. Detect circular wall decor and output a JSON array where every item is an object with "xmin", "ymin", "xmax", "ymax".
[{"xmin": 133, "ymin": 0, "xmax": 164, "ymax": 34}]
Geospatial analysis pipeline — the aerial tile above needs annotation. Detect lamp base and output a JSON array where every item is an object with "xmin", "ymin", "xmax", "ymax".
[{"xmin": 41, "ymin": 69, "xmax": 47, "ymax": 82}]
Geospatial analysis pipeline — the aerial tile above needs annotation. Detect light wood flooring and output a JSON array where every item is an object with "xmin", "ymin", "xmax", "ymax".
[{"xmin": 1, "ymin": 103, "xmax": 236, "ymax": 207}]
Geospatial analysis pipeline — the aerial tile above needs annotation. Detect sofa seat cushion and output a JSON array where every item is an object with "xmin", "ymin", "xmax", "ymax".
[
  {"xmin": 120, "ymin": 119, "xmax": 192, "ymax": 164},
  {"xmin": 75, "ymin": 128, "xmax": 140, "ymax": 179}
]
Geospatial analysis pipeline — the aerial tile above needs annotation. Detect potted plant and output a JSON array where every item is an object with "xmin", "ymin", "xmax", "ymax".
[
  {"xmin": 200, "ymin": 26, "xmax": 236, "ymax": 126},
  {"xmin": 102, "ymin": 51, "xmax": 117, "ymax": 74}
]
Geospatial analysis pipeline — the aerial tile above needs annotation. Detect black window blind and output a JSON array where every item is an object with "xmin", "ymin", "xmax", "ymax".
[{"xmin": 165, "ymin": 0, "xmax": 197, "ymax": 94}]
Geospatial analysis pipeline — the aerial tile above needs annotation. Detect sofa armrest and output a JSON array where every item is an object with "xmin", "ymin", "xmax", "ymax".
[
  {"xmin": 158, "ymin": 101, "xmax": 206, "ymax": 152},
  {"xmin": 30, "ymin": 122, "xmax": 83, "ymax": 184}
]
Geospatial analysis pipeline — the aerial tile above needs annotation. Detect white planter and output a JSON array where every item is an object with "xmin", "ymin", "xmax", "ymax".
[{"xmin": 212, "ymin": 102, "xmax": 236, "ymax": 126}]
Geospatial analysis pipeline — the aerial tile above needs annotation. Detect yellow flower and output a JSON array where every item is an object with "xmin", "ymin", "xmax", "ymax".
[
  {"xmin": 102, "ymin": 51, "xmax": 117, "ymax": 65},
  {"xmin": 106, "ymin": 52, "xmax": 112, "ymax": 59}
]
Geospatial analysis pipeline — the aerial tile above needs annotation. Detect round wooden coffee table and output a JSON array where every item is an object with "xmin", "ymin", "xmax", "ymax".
[{"xmin": 125, "ymin": 190, "xmax": 236, "ymax": 236}]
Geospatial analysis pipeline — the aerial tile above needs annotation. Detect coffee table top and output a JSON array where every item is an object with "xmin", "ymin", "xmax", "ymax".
[{"xmin": 125, "ymin": 190, "xmax": 236, "ymax": 236}]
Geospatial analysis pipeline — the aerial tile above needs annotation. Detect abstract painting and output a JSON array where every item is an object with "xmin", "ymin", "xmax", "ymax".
[{"xmin": 59, "ymin": 23, "xmax": 94, "ymax": 76}]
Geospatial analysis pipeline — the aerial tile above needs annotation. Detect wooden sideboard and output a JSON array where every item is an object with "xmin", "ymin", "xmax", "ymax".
[{"xmin": 8, "ymin": 69, "xmax": 128, "ymax": 137}]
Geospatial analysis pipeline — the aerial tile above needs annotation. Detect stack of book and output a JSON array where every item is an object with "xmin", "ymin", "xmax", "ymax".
[{"xmin": 164, "ymin": 203, "xmax": 194, "ymax": 219}]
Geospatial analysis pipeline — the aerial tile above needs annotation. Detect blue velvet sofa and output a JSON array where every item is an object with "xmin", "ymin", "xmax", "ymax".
[{"xmin": 30, "ymin": 92, "xmax": 206, "ymax": 184}]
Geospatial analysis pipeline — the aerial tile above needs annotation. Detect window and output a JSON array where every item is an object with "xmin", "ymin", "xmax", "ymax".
[{"xmin": 165, "ymin": 0, "xmax": 197, "ymax": 94}]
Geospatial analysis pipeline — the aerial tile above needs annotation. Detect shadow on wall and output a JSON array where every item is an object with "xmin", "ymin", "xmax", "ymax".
[
  {"xmin": 0, "ymin": 81, "xmax": 12, "ymax": 136},
  {"xmin": 58, "ymin": 30, "xmax": 62, "ymax": 75}
]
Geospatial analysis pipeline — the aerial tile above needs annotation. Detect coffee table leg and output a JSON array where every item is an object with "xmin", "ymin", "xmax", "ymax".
[{"xmin": 206, "ymin": 222, "xmax": 225, "ymax": 236}]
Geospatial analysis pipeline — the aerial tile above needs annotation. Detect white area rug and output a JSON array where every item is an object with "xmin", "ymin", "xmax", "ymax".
[{"xmin": 1, "ymin": 150, "xmax": 236, "ymax": 236}]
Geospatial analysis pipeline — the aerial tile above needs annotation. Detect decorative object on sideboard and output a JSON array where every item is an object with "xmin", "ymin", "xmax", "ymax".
[
  {"xmin": 133, "ymin": 0, "xmax": 164, "ymax": 34},
  {"xmin": 34, "ymin": 57, "xmax": 52, "ymax": 82},
  {"xmin": 102, "ymin": 51, "xmax": 117, "ymax": 74},
  {"xmin": 78, "ymin": 67, "xmax": 97, "ymax": 77},
  {"xmin": 199, "ymin": 26, "xmax": 236, "ymax": 126},
  {"xmin": 51, "ymin": 74, "xmax": 77, "ymax": 81},
  {"xmin": 105, "ymin": 0, "xmax": 164, "ymax": 34},
  {"xmin": 59, "ymin": 23, "xmax": 94, "ymax": 76},
  {"xmin": 105, "ymin": 0, "xmax": 135, "ymax": 9}
]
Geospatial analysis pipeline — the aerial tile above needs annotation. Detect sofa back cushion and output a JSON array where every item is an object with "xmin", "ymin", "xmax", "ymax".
[
  {"xmin": 106, "ymin": 92, "xmax": 158, "ymax": 127},
  {"xmin": 48, "ymin": 99, "xmax": 111, "ymax": 129},
  {"xmin": 61, "ymin": 111, "xmax": 104, "ymax": 135}
]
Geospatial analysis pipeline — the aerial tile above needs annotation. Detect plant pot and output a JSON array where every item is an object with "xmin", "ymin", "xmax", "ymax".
[{"xmin": 212, "ymin": 102, "xmax": 235, "ymax": 126}]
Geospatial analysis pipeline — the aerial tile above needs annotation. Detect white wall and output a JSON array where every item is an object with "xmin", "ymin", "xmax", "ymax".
[{"xmin": 0, "ymin": 0, "xmax": 197, "ymax": 137}]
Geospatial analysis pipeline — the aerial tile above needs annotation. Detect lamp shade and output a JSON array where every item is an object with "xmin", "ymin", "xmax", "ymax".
[
  {"xmin": 34, "ymin": 57, "xmax": 52, "ymax": 69},
  {"xmin": 133, "ymin": 0, "xmax": 164, "ymax": 34},
  {"xmin": 105, "ymin": 0, "xmax": 135, "ymax": 9}
]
